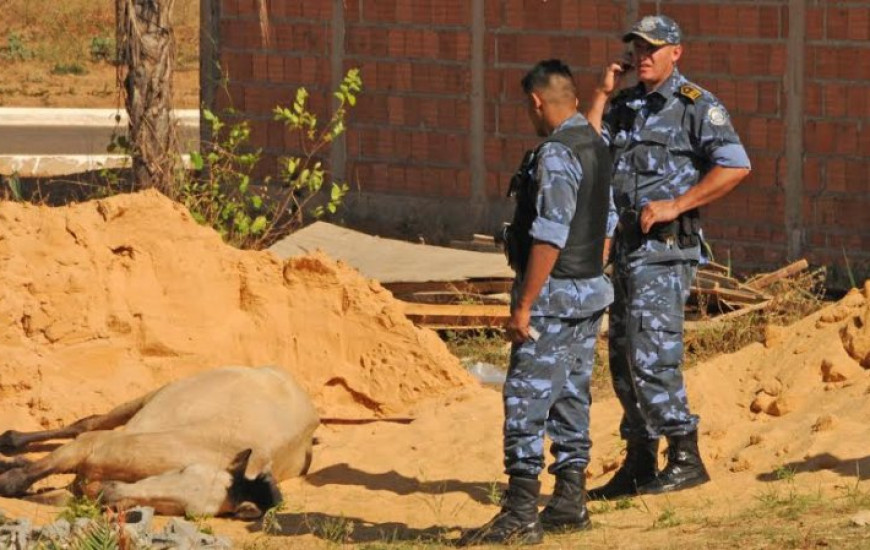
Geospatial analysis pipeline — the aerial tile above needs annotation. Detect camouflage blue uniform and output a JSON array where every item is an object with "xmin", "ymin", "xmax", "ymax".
[
  {"xmin": 600, "ymin": 68, "xmax": 751, "ymax": 440},
  {"xmin": 504, "ymin": 113, "xmax": 616, "ymax": 477}
]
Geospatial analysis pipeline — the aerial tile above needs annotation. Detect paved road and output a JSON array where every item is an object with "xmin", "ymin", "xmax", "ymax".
[{"xmin": 0, "ymin": 108, "xmax": 200, "ymax": 176}]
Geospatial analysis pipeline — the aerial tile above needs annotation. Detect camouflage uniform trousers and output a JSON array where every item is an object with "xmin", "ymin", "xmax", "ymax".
[
  {"xmin": 608, "ymin": 247, "xmax": 700, "ymax": 441},
  {"xmin": 503, "ymin": 311, "xmax": 603, "ymax": 477}
]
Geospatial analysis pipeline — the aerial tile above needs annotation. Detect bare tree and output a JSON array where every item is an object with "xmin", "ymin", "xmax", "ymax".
[{"xmin": 116, "ymin": 0, "xmax": 180, "ymax": 195}]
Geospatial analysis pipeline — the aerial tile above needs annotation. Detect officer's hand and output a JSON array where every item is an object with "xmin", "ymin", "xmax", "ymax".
[
  {"xmin": 640, "ymin": 200, "xmax": 680, "ymax": 234},
  {"xmin": 596, "ymin": 61, "xmax": 627, "ymax": 96},
  {"xmin": 506, "ymin": 307, "xmax": 533, "ymax": 344}
]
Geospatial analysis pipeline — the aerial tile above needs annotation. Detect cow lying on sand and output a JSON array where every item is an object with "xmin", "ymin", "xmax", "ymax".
[{"xmin": 0, "ymin": 366, "xmax": 319, "ymax": 518}]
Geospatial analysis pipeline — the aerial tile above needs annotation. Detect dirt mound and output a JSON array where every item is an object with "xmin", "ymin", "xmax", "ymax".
[
  {"xmin": 609, "ymin": 282, "xmax": 870, "ymax": 481},
  {"xmin": 0, "ymin": 190, "xmax": 472, "ymax": 428}
]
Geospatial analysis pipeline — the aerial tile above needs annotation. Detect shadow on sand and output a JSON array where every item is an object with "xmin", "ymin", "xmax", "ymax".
[{"xmin": 756, "ymin": 452, "xmax": 870, "ymax": 482}]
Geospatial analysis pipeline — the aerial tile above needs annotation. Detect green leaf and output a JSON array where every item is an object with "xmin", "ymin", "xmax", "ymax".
[
  {"xmin": 250, "ymin": 216, "xmax": 268, "ymax": 234},
  {"xmin": 190, "ymin": 151, "xmax": 204, "ymax": 171}
]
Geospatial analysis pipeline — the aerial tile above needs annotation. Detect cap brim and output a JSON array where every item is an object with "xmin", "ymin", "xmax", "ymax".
[{"xmin": 622, "ymin": 31, "xmax": 671, "ymax": 46}]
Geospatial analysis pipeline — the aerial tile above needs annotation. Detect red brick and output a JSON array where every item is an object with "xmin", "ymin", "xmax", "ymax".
[
  {"xmin": 803, "ymin": 157, "xmax": 822, "ymax": 193},
  {"xmin": 846, "ymin": 87, "xmax": 869, "ymax": 119},
  {"xmin": 222, "ymin": 0, "xmax": 238, "ymax": 18},
  {"xmin": 758, "ymin": 81, "xmax": 780, "ymax": 116},
  {"xmin": 389, "ymin": 29, "xmax": 407, "ymax": 57},
  {"xmin": 237, "ymin": 0, "xmax": 256, "ymax": 17},
  {"xmin": 847, "ymin": 7, "xmax": 870, "ymax": 40},
  {"xmin": 823, "ymin": 83, "xmax": 848, "ymax": 118},
  {"xmin": 805, "ymin": 7, "xmax": 824, "ymax": 40},
  {"xmin": 760, "ymin": 5, "xmax": 782, "ymax": 39},
  {"xmin": 834, "ymin": 123, "xmax": 859, "ymax": 155},
  {"xmin": 826, "ymin": 7, "xmax": 849, "ymax": 40}
]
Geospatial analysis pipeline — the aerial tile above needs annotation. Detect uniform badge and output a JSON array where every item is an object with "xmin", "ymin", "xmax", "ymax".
[
  {"xmin": 639, "ymin": 16, "xmax": 657, "ymax": 31},
  {"xmin": 707, "ymin": 106, "xmax": 728, "ymax": 126},
  {"xmin": 679, "ymin": 85, "xmax": 702, "ymax": 102}
]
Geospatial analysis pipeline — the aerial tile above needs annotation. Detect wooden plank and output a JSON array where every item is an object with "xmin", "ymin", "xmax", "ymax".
[
  {"xmin": 399, "ymin": 301, "xmax": 509, "ymax": 328},
  {"xmin": 703, "ymin": 261, "xmax": 732, "ymax": 274},
  {"xmin": 383, "ymin": 278, "xmax": 513, "ymax": 296},
  {"xmin": 696, "ymin": 270, "xmax": 743, "ymax": 290},
  {"xmin": 394, "ymin": 291, "xmax": 511, "ymax": 305},
  {"xmin": 685, "ymin": 299, "xmax": 772, "ymax": 331},
  {"xmin": 691, "ymin": 285, "xmax": 768, "ymax": 305},
  {"xmin": 746, "ymin": 259, "xmax": 809, "ymax": 290}
]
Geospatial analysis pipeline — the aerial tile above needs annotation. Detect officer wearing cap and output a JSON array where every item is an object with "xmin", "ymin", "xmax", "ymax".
[{"xmin": 584, "ymin": 15, "xmax": 751, "ymax": 500}]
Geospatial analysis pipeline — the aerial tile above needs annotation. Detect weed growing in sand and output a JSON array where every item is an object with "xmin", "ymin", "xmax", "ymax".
[
  {"xmin": 57, "ymin": 493, "xmax": 103, "ymax": 522},
  {"xmin": 2, "ymin": 32, "xmax": 33, "ymax": 61},
  {"xmin": 774, "ymin": 464, "xmax": 797, "ymax": 483},
  {"xmin": 652, "ymin": 504, "xmax": 681, "ymax": 528},
  {"xmin": 261, "ymin": 501, "xmax": 286, "ymax": 535},
  {"xmin": 484, "ymin": 481, "xmax": 503, "ymax": 506},
  {"xmin": 304, "ymin": 513, "xmax": 355, "ymax": 544},
  {"xmin": 442, "ymin": 329, "xmax": 509, "ymax": 371},
  {"xmin": 614, "ymin": 496, "xmax": 636, "ymax": 510},
  {"xmin": 184, "ymin": 512, "xmax": 215, "ymax": 535},
  {"xmin": 589, "ymin": 495, "xmax": 636, "ymax": 515}
]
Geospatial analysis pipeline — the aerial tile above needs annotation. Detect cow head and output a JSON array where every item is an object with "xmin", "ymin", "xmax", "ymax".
[{"xmin": 226, "ymin": 448, "xmax": 283, "ymax": 519}]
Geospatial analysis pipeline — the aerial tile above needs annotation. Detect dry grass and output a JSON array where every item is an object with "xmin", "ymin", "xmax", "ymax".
[
  {"xmin": 0, "ymin": 0, "xmax": 199, "ymax": 108},
  {"xmin": 684, "ymin": 268, "xmax": 827, "ymax": 368},
  {"xmin": 0, "ymin": 0, "xmax": 198, "ymax": 67}
]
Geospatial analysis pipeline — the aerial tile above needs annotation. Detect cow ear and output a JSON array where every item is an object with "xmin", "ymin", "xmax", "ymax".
[{"xmin": 227, "ymin": 448, "xmax": 254, "ymax": 478}]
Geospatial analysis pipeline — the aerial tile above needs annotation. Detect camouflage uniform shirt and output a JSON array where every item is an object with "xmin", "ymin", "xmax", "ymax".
[{"xmin": 601, "ymin": 68, "xmax": 751, "ymax": 263}]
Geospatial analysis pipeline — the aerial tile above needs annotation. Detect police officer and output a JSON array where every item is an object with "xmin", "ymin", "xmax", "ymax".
[
  {"xmin": 458, "ymin": 59, "xmax": 615, "ymax": 546},
  {"xmin": 584, "ymin": 15, "xmax": 751, "ymax": 500}
]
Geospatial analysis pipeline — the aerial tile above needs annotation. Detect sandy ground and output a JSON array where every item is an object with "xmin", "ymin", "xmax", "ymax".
[{"xmin": 0, "ymin": 192, "xmax": 869, "ymax": 549}]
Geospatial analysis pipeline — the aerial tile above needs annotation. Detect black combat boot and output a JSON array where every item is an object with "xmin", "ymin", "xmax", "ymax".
[
  {"xmin": 637, "ymin": 431, "xmax": 710, "ymax": 495},
  {"xmin": 457, "ymin": 475, "xmax": 543, "ymax": 546},
  {"xmin": 539, "ymin": 468, "xmax": 590, "ymax": 532},
  {"xmin": 586, "ymin": 438, "xmax": 658, "ymax": 500}
]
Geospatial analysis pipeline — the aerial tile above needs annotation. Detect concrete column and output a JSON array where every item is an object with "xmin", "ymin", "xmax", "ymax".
[
  {"xmin": 330, "ymin": 0, "xmax": 347, "ymax": 183},
  {"xmin": 785, "ymin": 0, "xmax": 806, "ymax": 259},
  {"xmin": 470, "ymin": 0, "xmax": 486, "ymax": 207},
  {"xmin": 199, "ymin": 0, "xmax": 221, "ymax": 148}
]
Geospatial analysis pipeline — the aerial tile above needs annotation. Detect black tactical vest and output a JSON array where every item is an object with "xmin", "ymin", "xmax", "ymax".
[{"xmin": 509, "ymin": 124, "xmax": 612, "ymax": 279}]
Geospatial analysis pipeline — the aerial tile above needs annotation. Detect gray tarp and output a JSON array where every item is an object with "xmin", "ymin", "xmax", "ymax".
[{"xmin": 269, "ymin": 222, "xmax": 513, "ymax": 283}]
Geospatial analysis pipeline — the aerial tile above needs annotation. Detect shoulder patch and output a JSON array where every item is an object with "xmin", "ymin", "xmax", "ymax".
[
  {"xmin": 678, "ymin": 84, "xmax": 702, "ymax": 102},
  {"xmin": 707, "ymin": 105, "xmax": 728, "ymax": 126}
]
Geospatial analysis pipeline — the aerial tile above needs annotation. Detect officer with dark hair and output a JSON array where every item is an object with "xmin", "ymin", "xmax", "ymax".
[
  {"xmin": 458, "ymin": 59, "xmax": 616, "ymax": 546},
  {"xmin": 584, "ymin": 15, "xmax": 751, "ymax": 500}
]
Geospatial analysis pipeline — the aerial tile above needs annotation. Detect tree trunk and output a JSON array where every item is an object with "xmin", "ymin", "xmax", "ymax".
[{"xmin": 116, "ymin": 0, "xmax": 179, "ymax": 195}]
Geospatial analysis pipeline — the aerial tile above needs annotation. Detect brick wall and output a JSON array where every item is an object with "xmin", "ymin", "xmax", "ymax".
[{"xmin": 210, "ymin": 0, "xmax": 870, "ymax": 287}]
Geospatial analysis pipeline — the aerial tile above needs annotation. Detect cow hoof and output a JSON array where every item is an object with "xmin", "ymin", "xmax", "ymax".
[
  {"xmin": 0, "ymin": 430, "xmax": 24, "ymax": 453},
  {"xmin": 0, "ymin": 468, "xmax": 30, "ymax": 497}
]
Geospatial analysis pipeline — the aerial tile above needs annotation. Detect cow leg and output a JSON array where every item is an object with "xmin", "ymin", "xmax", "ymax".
[
  {"xmin": 0, "ymin": 431, "xmax": 108, "ymax": 496},
  {"xmin": 0, "ymin": 390, "xmax": 155, "ymax": 453},
  {"xmin": 0, "ymin": 455, "xmax": 29, "ymax": 473}
]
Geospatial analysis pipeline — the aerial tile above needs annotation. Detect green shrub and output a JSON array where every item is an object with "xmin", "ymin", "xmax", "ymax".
[{"xmin": 181, "ymin": 68, "xmax": 362, "ymax": 249}]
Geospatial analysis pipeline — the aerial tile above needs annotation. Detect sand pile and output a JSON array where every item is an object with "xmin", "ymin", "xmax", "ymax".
[{"xmin": 0, "ymin": 190, "xmax": 473, "ymax": 429}]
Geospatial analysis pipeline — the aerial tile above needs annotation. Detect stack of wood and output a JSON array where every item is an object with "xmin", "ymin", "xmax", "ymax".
[{"xmin": 394, "ymin": 254, "xmax": 810, "ymax": 331}]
